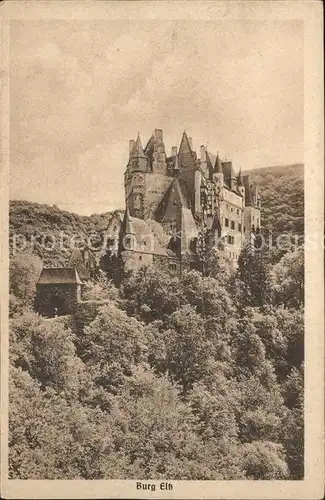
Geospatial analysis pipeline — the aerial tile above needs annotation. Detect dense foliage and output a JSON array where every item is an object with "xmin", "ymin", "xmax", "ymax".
[
  {"xmin": 9, "ymin": 164, "xmax": 304, "ymax": 479},
  {"xmin": 9, "ymin": 200, "xmax": 111, "ymax": 266},
  {"xmin": 9, "ymin": 243, "xmax": 304, "ymax": 480},
  {"xmin": 244, "ymin": 164, "xmax": 304, "ymax": 239}
]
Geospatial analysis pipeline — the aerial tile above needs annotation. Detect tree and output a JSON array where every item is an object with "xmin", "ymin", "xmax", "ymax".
[
  {"xmin": 180, "ymin": 270, "xmax": 235, "ymax": 323},
  {"xmin": 9, "ymin": 253, "xmax": 43, "ymax": 314},
  {"xmin": 105, "ymin": 366, "xmax": 230, "ymax": 479},
  {"xmin": 81, "ymin": 271, "xmax": 120, "ymax": 303},
  {"xmin": 239, "ymin": 441, "xmax": 288, "ymax": 479},
  {"xmin": 9, "ymin": 366, "xmax": 116, "ymax": 479},
  {"xmin": 121, "ymin": 267, "xmax": 182, "ymax": 321},
  {"xmin": 270, "ymin": 247, "xmax": 304, "ymax": 308},
  {"xmin": 10, "ymin": 311, "xmax": 85, "ymax": 396},
  {"xmin": 162, "ymin": 305, "xmax": 224, "ymax": 392},
  {"xmin": 236, "ymin": 246, "xmax": 271, "ymax": 308}
]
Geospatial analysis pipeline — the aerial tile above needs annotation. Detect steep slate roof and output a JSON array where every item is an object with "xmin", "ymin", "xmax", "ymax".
[
  {"xmin": 144, "ymin": 134, "xmax": 155, "ymax": 164},
  {"xmin": 178, "ymin": 131, "xmax": 193, "ymax": 155},
  {"xmin": 207, "ymin": 151, "xmax": 216, "ymax": 169},
  {"xmin": 37, "ymin": 267, "xmax": 83, "ymax": 285},
  {"xmin": 222, "ymin": 161, "xmax": 237, "ymax": 190},
  {"xmin": 243, "ymin": 175, "xmax": 253, "ymax": 206},
  {"xmin": 206, "ymin": 151, "xmax": 215, "ymax": 178},
  {"xmin": 222, "ymin": 161, "xmax": 236, "ymax": 180},
  {"xmin": 155, "ymin": 177, "xmax": 190, "ymax": 222},
  {"xmin": 123, "ymin": 211, "xmax": 171, "ymax": 256},
  {"xmin": 130, "ymin": 133, "xmax": 146, "ymax": 159},
  {"xmin": 214, "ymin": 154, "xmax": 223, "ymax": 174},
  {"xmin": 237, "ymin": 169, "xmax": 244, "ymax": 187}
]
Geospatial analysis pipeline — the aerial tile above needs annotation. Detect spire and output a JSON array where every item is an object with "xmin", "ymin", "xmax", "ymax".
[
  {"xmin": 173, "ymin": 154, "xmax": 179, "ymax": 173},
  {"xmin": 130, "ymin": 133, "xmax": 146, "ymax": 159},
  {"xmin": 214, "ymin": 152, "xmax": 222, "ymax": 173},
  {"xmin": 123, "ymin": 207, "xmax": 133, "ymax": 234},
  {"xmin": 237, "ymin": 168, "xmax": 244, "ymax": 186},
  {"xmin": 179, "ymin": 130, "xmax": 193, "ymax": 156}
]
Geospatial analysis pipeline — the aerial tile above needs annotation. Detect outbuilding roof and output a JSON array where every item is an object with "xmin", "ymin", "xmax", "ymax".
[{"xmin": 37, "ymin": 267, "xmax": 83, "ymax": 285}]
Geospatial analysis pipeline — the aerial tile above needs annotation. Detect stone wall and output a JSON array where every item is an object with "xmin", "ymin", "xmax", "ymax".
[
  {"xmin": 121, "ymin": 250, "xmax": 154, "ymax": 273},
  {"xmin": 143, "ymin": 173, "xmax": 173, "ymax": 219}
]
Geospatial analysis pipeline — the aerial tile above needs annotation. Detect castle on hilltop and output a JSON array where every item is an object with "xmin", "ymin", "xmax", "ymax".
[
  {"xmin": 35, "ymin": 128, "xmax": 261, "ymax": 316},
  {"xmin": 104, "ymin": 129, "xmax": 261, "ymax": 274}
]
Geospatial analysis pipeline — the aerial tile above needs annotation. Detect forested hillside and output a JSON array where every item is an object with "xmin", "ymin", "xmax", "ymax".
[
  {"xmin": 9, "ymin": 164, "xmax": 304, "ymax": 266},
  {"xmin": 9, "ymin": 245, "xmax": 304, "ymax": 480},
  {"xmin": 9, "ymin": 164, "xmax": 304, "ymax": 480},
  {"xmin": 9, "ymin": 200, "xmax": 112, "ymax": 266},
  {"xmin": 244, "ymin": 164, "xmax": 304, "ymax": 238}
]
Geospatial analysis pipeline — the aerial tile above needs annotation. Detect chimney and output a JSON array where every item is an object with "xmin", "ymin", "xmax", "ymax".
[
  {"xmin": 200, "ymin": 145, "xmax": 206, "ymax": 162},
  {"xmin": 129, "ymin": 139, "xmax": 135, "ymax": 156},
  {"xmin": 155, "ymin": 129, "xmax": 163, "ymax": 142},
  {"xmin": 171, "ymin": 146, "xmax": 177, "ymax": 157},
  {"xmin": 188, "ymin": 137, "xmax": 193, "ymax": 149}
]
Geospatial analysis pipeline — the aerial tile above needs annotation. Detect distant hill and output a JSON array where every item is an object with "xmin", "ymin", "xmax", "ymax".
[
  {"xmin": 244, "ymin": 164, "xmax": 304, "ymax": 238},
  {"xmin": 9, "ymin": 164, "xmax": 304, "ymax": 264},
  {"xmin": 9, "ymin": 200, "xmax": 112, "ymax": 266}
]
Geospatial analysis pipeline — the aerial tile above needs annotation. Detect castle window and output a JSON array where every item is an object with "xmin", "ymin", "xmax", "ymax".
[
  {"xmin": 231, "ymin": 220, "xmax": 235, "ymax": 230},
  {"xmin": 168, "ymin": 263, "xmax": 177, "ymax": 272},
  {"xmin": 139, "ymin": 255, "xmax": 142, "ymax": 261},
  {"xmin": 230, "ymin": 207, "xmax": 233, "ymax": 212},
  {"xmin": 167, "ymin": 220, "xmax": 177, "ymax": 233},
  {"xmin": 225, "ymin": 218, "xmax": 229, "ymax": 227},
  {"xmin": 237, "ymin": 209, "xmax": 239, "ymax": 215},
  {"xmin": 227, "ymin": 235, "xmax": 235, "ymax": 245},
  {"xmin": 238, "ymin": 223, "xmax": 242, "ymax": 232},
  {"xmin": 134, "ymin": 194, "xmax": 142, "ymax": 210},
  {"xmin": 124, "ymin": 236, "xmax": 131, "ymax": 249}
]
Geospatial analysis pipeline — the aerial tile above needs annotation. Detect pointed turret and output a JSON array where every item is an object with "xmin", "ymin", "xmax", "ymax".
[
  {"xmin": 123, "ymin": 206, "xmax": 133, "ymax": 235},
  {"xmin": 212, "ymin": 152, "xmax": 224, "ymax": 190},
  {"xmin": 128, "ymin": 133, "xmax": 148, "ymax": 172},
  {"xmin": 237, "ymin": 168, "xmax": 244, "ymax": 186},
  {"xmin": 206, "ymin": 151, "xmax": 214, "ymax": 180},
  {"xmin": 131, "ymin": 133, "xmax": 146, "ymax": 159},
  {"xmin": 237, "ymin": 168, "xmax": 245, "ymax": 199},
  {"xmin": 214, "ymin": 153, "xmax": 222, "ymax": 173},
  {"xmin": 178, "ymin": 130, "xmax": 197, "ymax": 210},
  {"xmin": 173, "ymin": 154, "xmax": 179, "ymax": 174},
  {"xmin": 178, "ymin": 130, "xmax": 193, "ymax": 157}
]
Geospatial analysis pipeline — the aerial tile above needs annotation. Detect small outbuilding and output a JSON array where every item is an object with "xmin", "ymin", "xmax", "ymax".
[{"xmin": 35, "ymin": 267, "xmax": 83, "ymax": 317}]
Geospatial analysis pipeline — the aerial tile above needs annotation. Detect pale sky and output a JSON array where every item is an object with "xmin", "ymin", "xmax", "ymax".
[{"xmin": 10, "ymin": 20, "xmax": 303, "ymax": 215}]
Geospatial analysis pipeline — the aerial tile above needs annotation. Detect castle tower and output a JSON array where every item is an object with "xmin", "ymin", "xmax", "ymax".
[
  {"xmin": 128, "ymin": 133, "xmax": 148, "ymax": 173},
  {"xmin": 125, "ymin": 130, "xmax": 173, "ymax": 220},
  {"xmin": 237, "ymin": 169, "xmax": 245, "ymax": 198},
  {"xmin": 223, "ymin": 160, "xmax": 237, "ymax": 191},
  {"xmin": 212, "ymin": 153, "xmax": 224, "ymax": 194},
  {"xmin": 152, "ymin": 129, "xmax": 167, "ymax": 174},
  {"xmin": 124, "ymin": 133, "xmax": 148, "ymax": 219},
  {"xmin": 178, "ymin": 131, "xmax": 198, "ymax": 214},
  {"xmin": 243, "ymin": 175, "xmax": 261, "ymax": 241}
]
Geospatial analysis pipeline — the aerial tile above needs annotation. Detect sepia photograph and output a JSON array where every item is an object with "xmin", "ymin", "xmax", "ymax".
[{"xmin": 0, "ymin": 1, "xmax": 323, "ymax": 499}]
